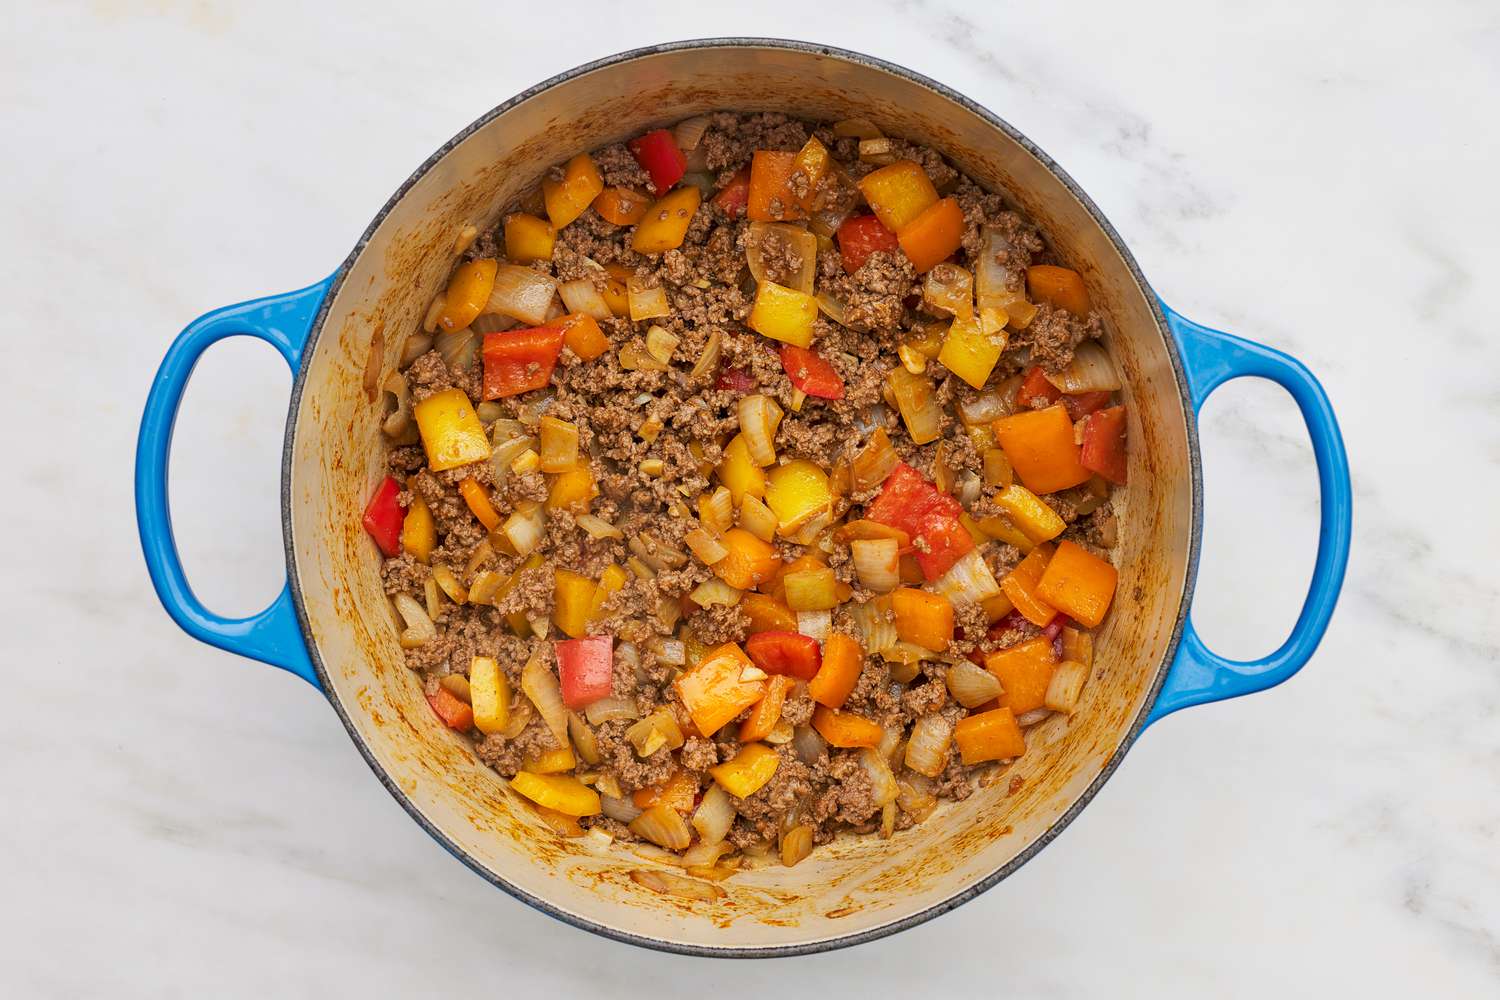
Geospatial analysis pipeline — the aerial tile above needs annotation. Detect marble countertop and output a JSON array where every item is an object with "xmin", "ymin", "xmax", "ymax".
[{"xmin": 4, "ymin": 1, "xmax": 1496, "ymax": 995}]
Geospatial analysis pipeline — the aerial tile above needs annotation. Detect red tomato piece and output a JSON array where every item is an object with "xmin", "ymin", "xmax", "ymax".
[
  {"xmin": 555, "ymin": 635, "xmax": 614, "ymax": 709},
  {"xmin": 836, "ymin": 214, "xmax": 899, "ymax": 274},
  {"xmin": 865, "ymin": 462, "xmax": 972, "ymax": 581},
  {"xmin": 1080, "ymin": 405, "xmax": 1128, "ymax": 484},
  {"xmin": 715, "ymin": 367, "xmax": 758, "ymax": 393},
  {"xmin": 361, "ymin": 475, "xmax": 405, "ymax": 557},
  {"xmin": 711, "ymin": 166, "xmax": 751, "ymax": 218},
  {"xmin": 779, "ymin": 345, "xmax": 845, "ymax": 400},
  {"xmin": 745, "ymin": 630, "xmax": 822, "ymax": 681},
  {"xmin": 1063, "ymin": 390, "xmax": 1113, "ymax": 422},
  {"xmin": 481, "ymin": 326, "xmax": 566, "ymax": 400},
  {"xmin": 1018, "ymin": 366, "xmax": 1062, "ymax": 409},
  {"xmin": 910, "ymin": 512, "xmax": 975, "ymax": 582},
  {"xmin": 627, "ymin": 129, "xmax": 687, "ymax": 194}
]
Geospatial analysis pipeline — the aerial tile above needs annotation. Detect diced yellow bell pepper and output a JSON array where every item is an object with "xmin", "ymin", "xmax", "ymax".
[
  {"xmin": 504, "ymin": 213, "xmax": 556, "ymax": 264},
  {"xmin": 435, "ymin": 258, "xmax": 498, "ymax": 332},
  {"xmin": 413, "ymin": 388, "xmax": 490, "ymax": 472},
  {"xmin": 709, "ymin": 742, "xmax": 781, "ymax": 798},
  {"xmin": 977, "ymin": 513, "xmax": 1037, "ymax": 554},
  {"xmin": 553, "ymin": 569, "xmax": 598, "ymax": 639},
  {"xmin": 525, "ymin": 743, "xmax": 577, "ymax": 774},
  {"xmin": 402, "ymin": 493, "xmax": 435, "ymax": 563},
  {"xmin": 587, "ymin": 563, "xmax": 628, "ymax": 627},
  {"xmin": 542, "ymin": 153, "xmax": 604, "ymax": 230},
  {"xmin": 469, "ymin": 656, "xmax": 511, "ymax": 736},
  {"xmin": 791, "ymin": 136, "xmax": 831, "ymax": 211},
  {"xmin": 631, "ymin": 186, "xmax": 701, "ymax": 254},
  {"xmin": 764, "ymin": 459, "xmax": 832, "ymax": 534},
  {"xmin": 938, "ymin": 313, "xmax": 1008, "ymax": 389},
  {"xmin": 981, "ymin": 591, "xmax": 1016, "ymax": 623},
  {"xmin": 748, "ymin": 280, "xmax": 818, "ymax": 348},
  {"xmin": 857, "ymin": 160, "xmax": 939, "ymax": 233},
  {"xmin": 509, "ymin": 772, "xmax": 601, "ymax": 817},
  {"xmin": 716, "ymin": 434, "xmax": 766, "ymax": 504},
  {"xmin": 546, "ymin": 463, "xmax": 594, "ymax": 513},
  {"xmin": 994, "ymin": 484, "xmax": 1066, "ymax": 543},
  {"xmin": 782, "ymin": 566, "xmax": 840, "ymax": 612}
]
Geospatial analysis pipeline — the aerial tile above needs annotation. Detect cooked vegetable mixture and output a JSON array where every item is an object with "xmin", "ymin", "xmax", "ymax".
[{"xmin": 365, "ymin": 112, "xmax": 1127, "ymax": 879}]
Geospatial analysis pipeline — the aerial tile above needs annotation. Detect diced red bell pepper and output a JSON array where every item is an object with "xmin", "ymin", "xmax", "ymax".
[
  {"xmin": 627, "ymin": 129, "xmax": 687, "ymax": 195},
  {"xmin": 361, "ymin": 475, "xmax": 405, "ymax": 557},
  {"xmin": 1080, "ymin": 405, "xmax": 1128, "ymax": 484},
  {"xmin": 1018, "ymin": 366, "xmax": 1062, "ymax": 409},
  {"xmin": 836, "ymin": 214, "xmax": 899, "ymax": 274},
  {"xmin": 427, "ymin": 686, "xmax": 474, "ymax": 731},
  {"xmin": 482, "ymin": 325, "xmax": 566, "ymax": 400},
  {"xmin": 711, "ymin": 166, "xmax": 751, "ymax": 219},
  {"xmin": 865, "ymin": 462, "xmax": 973, "ymax": 582},
  {"xmin": 745, "ymin": 630, "xmax": 822, "ymax": 681},
  {"xmin": 1063, "ymin": 390, "xmax": 1113, "ymax": 422},
  {"xmin": 779, "ymin": 345, "xmax": 845, "ymax": 400},
  {"xmin": 556, "ymin": 635, "xmax": 613, "ymax": 709},
  {"xmin": 715, "ymin": 367, "xmax": 758, "ymax": 393}
]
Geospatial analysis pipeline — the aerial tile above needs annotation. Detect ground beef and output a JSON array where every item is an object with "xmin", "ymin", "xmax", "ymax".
[
  {"xmin": 685, "ymin": 603, "xmax": 749, "ymax": 645},
  {"xmin": 594, "ymin": 720, "xmax": 676, "ymax": 794},
  {"xmin": 474, "ymin": 717, "xmax": 558, "ymax": 777}
]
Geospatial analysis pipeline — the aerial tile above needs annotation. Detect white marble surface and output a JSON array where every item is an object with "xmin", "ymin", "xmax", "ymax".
[{"xmin": 3, "ymin": 0, "xmax": 1496, "ymax": 995}]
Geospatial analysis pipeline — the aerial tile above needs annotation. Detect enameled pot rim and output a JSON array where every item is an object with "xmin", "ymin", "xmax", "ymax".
[{"xmin": 279, "ymin": 37, "xmax": 1204, "ymax": 958}]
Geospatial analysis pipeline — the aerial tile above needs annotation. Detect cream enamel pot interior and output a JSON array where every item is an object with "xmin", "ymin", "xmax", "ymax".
[{"xmin": 136, "ymin": 40, "xmax": 1351, "ymax": 956}]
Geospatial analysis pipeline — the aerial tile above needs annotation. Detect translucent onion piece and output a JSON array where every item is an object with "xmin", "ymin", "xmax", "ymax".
[
  {"xmin": 521, "ymin": 654, "xmax": 569, "ymax": 747},
  {"xmin": 646, "ymin": 325, "xmax": 680, "ymax": 365},
  {"xmin": 491, "ymin": 417, "xmax": 528, "ymax": 443},
  {"xmin": 470, "ymin": 312, "xmax": 518, "ymax": 334},
  {"xmin": 568, "ymin": 712, "xmax": 601, "ymax": 766},
  {"xmin": 738, "ymin": 495, "xmax": 779, "ymax": 543},
  {"xmin": 584, "ymin": 696, "xmax": 639, "ymax": 726},
  {"xmin": 888, "ymin": 368, "xmax": 943, "ymax": 445},
  {"xmin": 629, "ymin": 532, "xmax": 687, "ymax": 571},
  {"xmin": 692, "ymin": 784, "xmax": 736, "ymax": 846},
  {"xmin": 484, "ymin": 265, "xmax": 558, "ymax": 326},
  {"xmin": 538, "ymin": 416, "xmax": 580, "ymax": 473},
  {"xmin": 626, "ymin": 710, "xmax": 685, "ymax": 759},
  {"xmin": 422, "ymin": 291, "xmax": 446, "ymax": 334},
  {"xmin": 630, "ymin": 867, "xmax": 722, "ymax": 899},
  {"xmin": 766, "ymin": 719, "xmax": 795, "ymax": 745},
  {"xmin": 1044, "ymin": 659, "xmax": 1090, "ymax": 714},
  {"xmin": 690, "ymin": 329, "xmax": 722, "ymax": 381},
  {"xmin": 851, "ymin": 428, "xmax": 899, "ymax": 492},
  {"xmin": 904, "ymin": 714, "xmax": 954, "ymax": 778},
  {"xmin": 1043, "ymin": 340, "xmax": 1121, "ymax": 393},
  {"xmin": 737, "ymin": 394, "xmax": 783, "ymax": 467},
  {"xmin": 814, "ymin": 291, "xmax": 849, "ymax": 327},
  {"xmin": 380, "ymin": 372, "xmax": 411, "ymax": 438},
  {"xmin": 430, "ymin": 565, "xmax": 468, "ymax": 605},
  {"xmin": 745, "ymin": 223, "xmax": 818, "ymax": 294},
  {"xmin": 897, "ymin": 773, "xmax": 938, "ymax": 816},
  {"xmin": 681, "ymin": 839, "xmax": 730, "ymax": 869},
  {"xmin": 594, "ymin": 772, "xmax": 624, "ymax": 801},
  {"xmin": 933, "ymin": 548, "xmax": 1002, "ymax": 606},
  {"xmin": 956, "ymin": 471, "xmax": 983, "ymax": 508},
  {"xmin": 780, "ymin": 824, "xmax": 815, "ymax": 867},
  {"xmin": 858, "ymin": 747, "xmax": 900, "ymax": 807},
  {"xmin": 832, "ymin": 118, "xmax": 882, "ymax": 140},
  {"xmin": 650, "ymin": 637, "xmax": 686, "ymax": 667},
  {"xmin": 690, "ymin": 578, "xmax": 742, "ymax": 607},
  {"xmin": 488, "ymin": 436, "xmax": 533, "ymax": 487},
  {"xmin": 392, "ymin": 593, "xmax": 435, "ymax": 649},
  {"xmin": 1015, "ymin": 708, "xmax": 1051, "ymax": 727},
  {"xmin": 850, "ymin": 538, "xmax": 900, "ymax": 593},
  {"xmin": 880, "ymin": 801, "xmax": 897, "ymax": 839},
  {"xmin": 400, "ymin": 333, "xmax": 433, "ymax": 367},
  {"xmin": 434, "ymin": 326, "xmax": 477, "ymax": 371},
  {"xmin": 922, "ymin": 263, "xmax": 974, "ymax": 320},
  {"xmin": 581, "ymin": 827, "xmax": 614, "ymax": 856},
  {"xmin": 627, "ymin": 276, "xmax": 670, "ymax": 322},
  {"xmin": 681, "ymin": 171, "xmax": 716, "ymax": 197},
  {"xmin": 796, "ymin": 609, "xmax": 832, "ymax": 643},
  {"xmin": 502, "ymin": 500, "xmax": 547, "ymax": 557},
  {"xmin": 558, "ymin": 279, "xmax": 612, "ymax": 322},
  {"xmin": 673, "ymin": 114, "xmax": 712, "ymax": 151},
  {"xmin": 851, "ymin": 599, "xmax": 897, "ymax": 655},
  {"xmin": 629, "ymin": 805, "xmax": 693, "ymax": 851},
  {"xmin": 463, "ymin": 540, "xmax": 495, "ymax": 579},
  {"xmin": 515, "ymin": 391, "xmax": 555, "ymax": 428},
  {"xmin": 576, "ymin": 513, "xmax": 623, "ymax": 540},
  {"xmin": 957, "ymin": 388, "xmax": 1011, "ymax": 426},
  {"xmin": 857, "ymin": 137, "xmax": 896, "ymax": 166},
  {"xmin": 701, "ymin": 487, "xmax": 734, "ymax": 536},
  {"xmin": 602, "ymin": 794, "xmax": 642, "ymax": 823},
  {"xmin": 684, "ymin": 528, "xmax": 729, "ymax": 565},
  {"xmin": 946, "ymin": 658, "xmax": 1003, "ymax": 708},
  {"xmin": 974, "ymin": 224, "xmax": 1033, "ymax": 322},
  {"xmin": 619, "ymin": 340, "xmax": 668, "ymax": 372},
  {"xmin": 499, "ymin": 695, "xmax": 534, "ymax": 740},
  {"xmin": 467, "ymin": 569, "xmax": 504, "ymax": 606}
]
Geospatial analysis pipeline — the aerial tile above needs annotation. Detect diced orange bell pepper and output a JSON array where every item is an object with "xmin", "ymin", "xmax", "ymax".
[
  {"xmin": 435, "ymin": 258, "xmax": 498, "ymax": 332},
  {"xmin": 812, "ymin": 706, "xmax": 885, "ymax": 748},
  {"xmin": 525, "ymin": 743, "xmax": 577, "ymax": 774},
  {"xmin": 509, "ymin": 772, "xmax": 601, "ymax": 817},
  {"xmin": 742, "ymin": 592, "xmax": 799, "ymax": 633},
  {"xmin": 592, "ymin": 185, "xmax": 652, "ymax": 226},
  {"xmin": 413, "ymin": 388, "xmax": 490, "ymax": 472},
  {"xmin": 993, "ymin": 403, "xmax": 1092, "ymax": 494},
  {"xmin": 1001, "ymin": 543, "xmax": 1058, "ymax": 627},
  {"xmin": 674, "ymin": 642, "xmax": 767, "ymax": 736},
  {"xmin": 984, "ymin": 637, "xmax": 1057, "ymax": 714},
  {"xmin": 402, "ymin": 492, "xmax": 436, "ymax": 563},
  {"xmin": 504, "ymin": 213, "xmax": 556, "ymax": 264},
  {"xmin": 1026, "ymin": 264, "xmax": 1091, "ymax": 316},
  {"xmin": 808, "ymin": 632, "xmax": 863, "ymax": 708},
  {"xmin": 631, "ymin": 185, "xmax": 701, "ymax": 254},
  {"xmin": 633, "ymin": 769, "xmax": 699, "ymax": 813},
  {"xmin": 714, "ymin": 528, "xmax": 780, "ymax": 591},
  {"xmin": 747, "ymin": 150, "xmax": 804, "ymax": 222},
  {"xmin": 740, "ymin": 674, "xmax": 795, "ymax": 742},
  {"xmin": 954, "ymin": 708, "xmax": 1026, "ymax": 764},
  {"xmin": 458, "ymin": 478, "xmax": 502, "ymax": 531},
  {"xmin": 857, "ymin": 160, "xmax": 938, "ymax": 233},
  {"xmin": 552, "ymin": 569, "xmax": 598, "ymax": 639},
  {"xmin": 745, "ymin": 631, "xmax": 821, "ymax": 680},
  {"xmin": 559, "ymin": 312, "xmax": 610, "ymax": 362},
  {"xmin": 427, "ymin": 685, "xmax": 474, "ymax": 731},
  {"xmin": 542, "ymin": 153, "xmax": 604, "ymax": 230},
  {"xmin": 546, "ymin": 463, "xmax": 594, "ymax": 513},
  {"xmin": 891, "ymin": 587, "xmax": 954, "ymax": 652},
  {"xmin": 1036, "ymin": 539, "xmax": 1118, "ymax": 628},
  {"xmin": 897, "ymin": 197, "xmax": 964, "ymax": 274},
  {"xmin": 710, "ymin": 742, "xmax": 781, "ymax": 798}
]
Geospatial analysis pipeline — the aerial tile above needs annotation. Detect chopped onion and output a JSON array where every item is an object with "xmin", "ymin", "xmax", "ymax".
[
  {"xmin": 584, "ymin": 696, "xmax": 639, "ymax": 726},
  {"xmin": 922, "ymin": 263, "xmax": 974, "ymax": 320},
  {"xmin": 738, "ymin": 495, "xmax": 779, "ymax": 543},
  {"xmin": 516, "ymin": 391, "xmax": 555, "ymax": 428},
  {"xmin": 380, "ymin": 372, "xmax": 411, "ymax": 439},
  {"xmin": 467, "ymin": 569, "xmax": 504, "ymax": 606},
  {"xmin": 422, "ymin": 291, "xmax": 446, "ymax": 334},
  {"xmin": 673, "ymin": 114, "xmax": 712, "ymax": 151},
  {"xmin": 619, "ymin": 340, "xmax": 668, "ymax": 372},
  {"xmin": 858, "ymin": 747, "xmax": 900, "ymax": 807},
  {"xmin": 897, "ymin": 773, "xmax": 938, "ymax": 817},
  {"xmin": 887, "ymin": 658, "xmax": 920, "ymax": 684},
  {"xmin": 850, "ymin": 538, "xmax": 900, "ymax": 593},
  {"xmin": 888, "ymin": 368, "xmax": 943, "ymax": 445},
  {"xmin": 502, "ymin": 500, "xmax": 547, "ymax": 557},
  {"xmin": 400, "ymin": 333, "xmax": 433, "ymax": 367},
  {"xmin": 650, "ymin": 637, "xmax": 686, "ymax": 667},
  {"xmin": 594, "ymin": 772, "xmax": 624, "ymax": 801},
  {"xmin": 815, "ymin": 291, "xmax": 849, "ymax": 327},
  {"xmin": 956, "ymin": 388, "xmax": 1011, "ymax": 426},
  {"xmin": 602, "ymin": 794, "xmax": 641, "ymax": 823},
  {"xmin": 491, "ymin": 417, "xmax": 528, "ymax": 443},
  {"xmin": 851, "ymin": 599, "xmax": 897, "ymax": 655},
  {"xmin": 957, "ymin": 471, "xmax": 982, "ymax": 507},
  {"xmin": 576, "ymin": 513, "xmax": 623, "ymax": 540},
  {"xmin": 1045, "ymin": 659, "xmax": 1090, "ymax": 714},
  {"xmin": 1044, "ymin": 340, "xmax": 1121, "ymax": 393},
  {"xmin": 423, "ymin": 576, "xmax": 442, "ymax": 620},
  {"xmin": 880, "ymin": 801, "xmax": 897, "ymax": 839},
  {"xmin": 684, "ymin": 528, "xmax": 729, "ymax": 565},
  {"xmin": 629, "ymin": 805, "xmax": 692, "ymax": 851},
  {"xmin": 780, "ymin": 824, "xmax": 815, "ymax": 867},
  {"xmin": 934, "ymin": 549, "xmax": 1002, "ymax": 606},
  {"xmin": 692, "ymin": 784, "xmax": 736, "ymax": 845},
  {"xmin": 521, "ymin": 654, "xmax": 569, "ymax": 747},
  {"xmin": 463, "ymin": 540, "xmax": 495, "ymax": 579},
  {"xmin": 430, "ymin": 565, "xmax": 468, "ymax": 605},
  {"xmin": 792, "ymin": 724, "xmax": 827, "ymax": 765},
  {"xmin": 766, "ymin": 719, "xmax": 794, "ymax": 745},
  {"xmin": 832, "ymin": 118, "xmax": 882, "ymax": 140},
  {"xmin": 1016, "ymin": 708, "xmax": 1051, "ymax": 727},
  {"xmin": 568, "ymin": 713, "xmax": 601, "ymax": 766},
  {"xmin": 857, "ymin": 137, "xmax": 896, "ymax": 165},
  {"xmin": 629, "ymin": 533, "xmax": 687, "ymax": 572},
  {"xmin": 581, "ymin": 827, "xmax": 614, "ymax": 856},
  {"xmin": 646, "ymin": 325, "xmax": 680, "ymax": 365},
  {"xmin": 626, "ymin": 710, "xmax": 685, "ymax": 759},
  {"xmin": 627, "ymin": 275, "xmax": 670, "ymax": 322},
  {"xmin": 630, "ymin": 866, "xmax": 722, "ymax": 899},
  {"xmin": 484, "ymin": 265, "xmax": 558, "ymax": 326},
  {"xmin": 796, "ymin": 609, "xmax": 831, "ymax": 643},
  {"xmin": 471, "ymin": 312, "xmax": 518, "ymax": 334},
  {"xmin": 745, "ymin": 223, "xmax": 818, "ymax": 294},
  {"xmin": 488, "ymin": 435, "xmax": 534, "ymax": 487},
  {"xmin": 690, "ymin": 328, "xmax": 722, "ymax": 382},
  {"xmin": 904, "ymin": 714, "xmax": 954, "ymax": 778},
  {"xmin": 434, "ymin": 327, "xmax": 477, "ymax": 371},
  {"xmin": 851, "ymin": 427, "xmax": 899, "ymax": 493},
  {"xmin": 700, "ymin": 487, "xmax": 734, "ymax": 536},
  {"xmin": 392, "ymin": 593, "xmax": 435, "ymax": 649},
  {"xmin": 558, "ymin": 278, "xmax": 611, "ymax": 322},
  {"xmin": 737, "ymin": 394, "xmax": 783, "ymax": 467},
  {"xmin": 946, "ymin": 658, "xmax": 1003, "ymax": 708},
  {"xmin": 974, "ymin": 225, "xmax": 1037, "ymax": 328},
  {"xmin": 681, "ymin": 839, "xmax": 730, "ymax": 869},
  {"xmin": 690, "ymin": 578, "xmax": 742, "ymax": 607},
  {"xmin": 538, "ymin": 416, "xmax": 580, "ymax": 473}
]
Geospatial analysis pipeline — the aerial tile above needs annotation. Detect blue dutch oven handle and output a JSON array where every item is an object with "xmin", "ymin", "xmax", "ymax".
[
  {"xmin": 1146, "ymin": 305, "xmax": 1352, "ymax": 725},
  {"xmin": 135, "ymin": 279, "xmax": 333, "ymax": 689}
]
